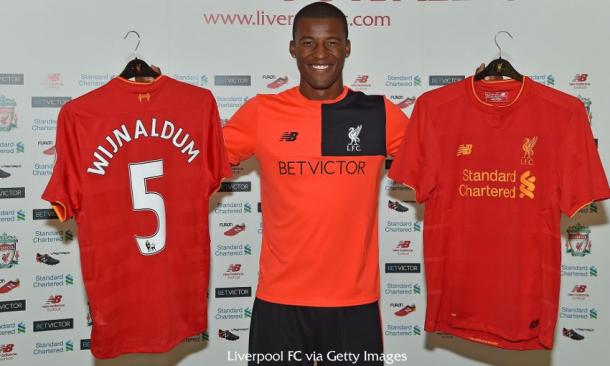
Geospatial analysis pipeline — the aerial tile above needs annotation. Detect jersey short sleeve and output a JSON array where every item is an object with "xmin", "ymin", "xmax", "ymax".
[
  {"xmin": 42, "ymin": 105, "xmax": 81, "ymax": 222},
  {"xmin": 388, "ymin": 96, "xmax": 440, "ymax": 203},
  {"xmin": 559, "ymin": 101, "xmax": 610, "ymax": 216},
  {"xmin": 223, "ymin": 97, "xmax": 259, "ymax": 165},
  {"xmin": 384, "ymin": 97, "xmax": 410, "ymax": 157},
  {"xmin": 203, "ymin": 95, "xmax": 232, "ymax": 195}
]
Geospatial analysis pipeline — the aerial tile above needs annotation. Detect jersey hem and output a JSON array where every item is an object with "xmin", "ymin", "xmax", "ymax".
[
  {"xmin": 90, "ymin": 324, "xmax": 207, "ymax": 359},
  {"xmin": 426, "ymin": 323, "xmax": 551, "ymax": 350},
  {"xmin": 388, "ymin": 176, "xmax": 421, "ymax": 203},
  {"xmin": 255, "ymin": 293, "xmax": 380, "ymax": 308}
]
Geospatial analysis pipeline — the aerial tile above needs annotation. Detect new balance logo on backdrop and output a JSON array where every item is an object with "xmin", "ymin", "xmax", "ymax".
[
  {"xmin": 354, "ymin": 75, "xmax": 368, "ymax": 84},
  {"xmin": 46, "ymin": 295, "xmax": 62, "ymax": 305},
  {"xmin": 574, "ymin": 74, "xmax": 588, "ymax": 82},
  {"xmin": 226, "ymin": 264, "xmax": 241, "ymax": 272},
  {"xmin": 570, "ymin": 74, "xmax": 590, "ymax": 89}
]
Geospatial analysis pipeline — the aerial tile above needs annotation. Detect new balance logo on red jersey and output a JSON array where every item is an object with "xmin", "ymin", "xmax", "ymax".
[
  {"xmin": 279, "ymin": 132, "xmax": 298, "ymax": 142},
  {"xmin": 456, "ymin": 144, "xmax": 473, "ymax": 156}
]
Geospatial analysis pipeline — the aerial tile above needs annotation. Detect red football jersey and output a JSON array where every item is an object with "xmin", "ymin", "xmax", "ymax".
[
  {"xmin": 389, "ymin": 76, "xmax": 610, "ymax": 349},
  {"xmin": 42, "ymin": 76, "xmax": 231, "ymax": 358}
]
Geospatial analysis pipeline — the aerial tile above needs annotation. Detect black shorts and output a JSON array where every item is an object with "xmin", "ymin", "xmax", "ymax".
[{"xmin": 248, "ymin": 298, "xmax": 383, "ymax": 366}]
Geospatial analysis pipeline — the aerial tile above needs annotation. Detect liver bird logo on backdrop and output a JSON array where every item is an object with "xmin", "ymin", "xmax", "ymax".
[{"xmin": 347, "ymin": 124, "xmax": 362, "ymax": 152}]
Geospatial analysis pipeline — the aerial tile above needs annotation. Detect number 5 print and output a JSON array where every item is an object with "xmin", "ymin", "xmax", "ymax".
[{"xmin": 128, "ymin": 160, "xmax": 166, "ymax": 255}]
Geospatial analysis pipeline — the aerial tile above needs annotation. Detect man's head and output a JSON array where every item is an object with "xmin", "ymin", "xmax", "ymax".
[
  {"xmin": 292, "ymin": 2, "xmax": 348, "ymax": 41},
  {"xmin": 290, "ymin": 2, "xmax": 351, "ymax": 99}
]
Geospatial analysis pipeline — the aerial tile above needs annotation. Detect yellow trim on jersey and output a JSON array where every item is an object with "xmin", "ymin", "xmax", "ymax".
[
  {"xmin": 569, "ymin": 201, "xmax": 593, "ymax": 218},
  {"xmin": 51, "ymin": 201, "xmax": 68, "ymax": 222}
]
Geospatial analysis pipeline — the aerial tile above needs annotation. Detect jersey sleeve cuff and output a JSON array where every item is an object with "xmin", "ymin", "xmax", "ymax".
[
  {"xmin": 50, "ymin": 201, "xmax": 70, "ymax": 222},
  {"xmin": 565, "ymin": 192, "xmax": 610, "ymax": 218}
]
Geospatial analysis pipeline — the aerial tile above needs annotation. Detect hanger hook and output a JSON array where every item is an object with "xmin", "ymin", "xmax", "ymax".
[
  {"xmin": 494, "ymin": 31, "xmax": 513, "ymax": 59},
  {"xmin": 123, "ymin": 30, "xmax": 141, "ymax": 58}
]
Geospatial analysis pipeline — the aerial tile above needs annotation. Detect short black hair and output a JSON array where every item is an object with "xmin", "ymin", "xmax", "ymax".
[{"xmin": 292, "ymin": 2, "xmax": 348, "ymax": 40}]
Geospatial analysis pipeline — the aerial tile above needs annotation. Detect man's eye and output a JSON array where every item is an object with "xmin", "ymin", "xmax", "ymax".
[{"xmin": 302, "ymin": 41, "xmax": 313, "ymax": 46}]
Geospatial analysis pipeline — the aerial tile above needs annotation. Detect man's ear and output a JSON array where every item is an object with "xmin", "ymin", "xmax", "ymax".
[
  {"xmin": 289, "ymin": 40, "xmax": 296, "ymax": 58},
  {"xmin": 345, "ymin": 39, "xmax": 351, "ymax": 58}
]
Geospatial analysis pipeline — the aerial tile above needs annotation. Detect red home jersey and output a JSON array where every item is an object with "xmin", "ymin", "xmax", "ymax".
[
  {"xmin": 42, "ymin": 76, "xmax": 231, "ymax": 358},
  {"xmin": 224, "ymin": 86, "xmax": 409, "ymax": 306},
  {"xmin": 389, "ymin": 76, "xmax": 610, "ymax": 349}
]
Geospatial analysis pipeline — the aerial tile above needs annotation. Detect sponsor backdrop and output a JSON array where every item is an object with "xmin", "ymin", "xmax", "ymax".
[{"xmin": 0, "ymin": 0, "xmax": 608, "ymax": 365}]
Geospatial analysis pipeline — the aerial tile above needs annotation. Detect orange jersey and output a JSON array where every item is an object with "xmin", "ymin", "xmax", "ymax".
[{"xmin": 223, "ymin": 86, "xmax": 409, "ymax": 306}]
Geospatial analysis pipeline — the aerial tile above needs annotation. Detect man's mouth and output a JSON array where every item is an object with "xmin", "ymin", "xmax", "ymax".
[{"xmin": 310, "ymin": 64, "xmax": 330, "ymax": 70}]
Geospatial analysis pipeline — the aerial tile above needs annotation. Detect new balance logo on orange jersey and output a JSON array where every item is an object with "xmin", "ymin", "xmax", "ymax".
[
  {"xmin": 279, "ymin": 132, "xmax": 298, "ymax": 142},
  {"xmin": 456, "ymin": 144, "xmax": 473, "ymax": 156}
]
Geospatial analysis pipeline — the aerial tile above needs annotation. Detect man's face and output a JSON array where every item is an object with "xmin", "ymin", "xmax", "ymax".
[{"xmin": 290, "ymin": 17, "xmax": 350, "ymax": 98}]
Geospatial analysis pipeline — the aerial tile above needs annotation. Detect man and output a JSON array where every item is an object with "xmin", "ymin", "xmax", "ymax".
[{"xmin": 223, "ymin": 3, "xmax": 409, "ymax": 365}]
